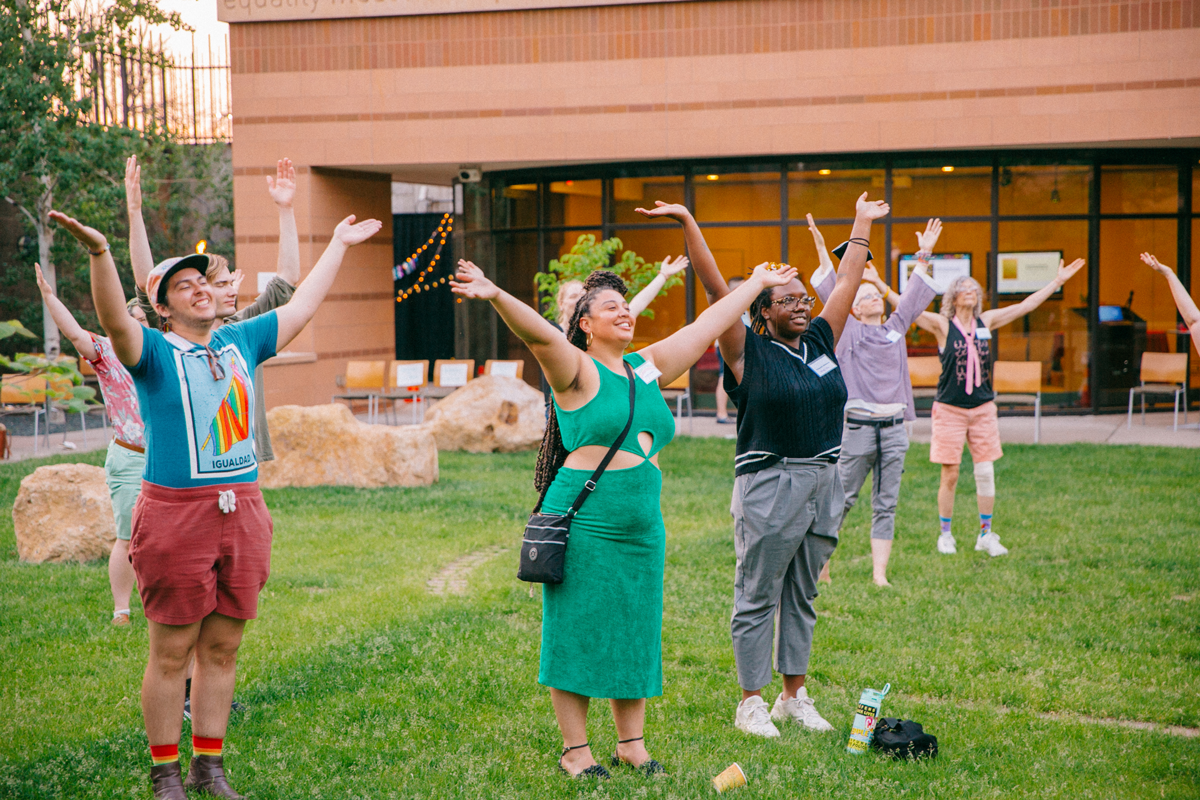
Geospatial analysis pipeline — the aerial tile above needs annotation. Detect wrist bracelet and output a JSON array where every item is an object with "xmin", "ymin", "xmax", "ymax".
[
  {"xmin": 916, "ymin": 250, "xmax": 932, "ymax": 261},
  {"xmin": 88, "ymin": 242, "xmax": 110, "ymax": 256},
  {"xmin": 847, "ymin": 237, "xmax": 871, "ymax": 248}
]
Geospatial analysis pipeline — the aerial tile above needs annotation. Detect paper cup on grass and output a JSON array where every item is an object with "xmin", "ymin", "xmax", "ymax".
[{"xmin": 712, "ymin": 763, "xmax": 747, "ymax": 793}]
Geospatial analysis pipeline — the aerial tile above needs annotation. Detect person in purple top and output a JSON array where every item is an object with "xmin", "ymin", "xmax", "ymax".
[{"xmin": 808, "ymin": 216, "xmax": 943, "ymax": 586}]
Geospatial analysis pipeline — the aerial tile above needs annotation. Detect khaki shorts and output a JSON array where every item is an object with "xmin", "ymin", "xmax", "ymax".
[{"xmin": 929, "ymin": 401, "xmax": 1003, "ymax": 465}]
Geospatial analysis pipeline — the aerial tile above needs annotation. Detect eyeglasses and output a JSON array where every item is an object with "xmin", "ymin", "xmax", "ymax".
[
  {"xmin": 203, "ymin": 345, "xmax": 226, "ymax": 381},
  {"xmin": 856, "ymin": 292, "xmax": 883, "ymax": 302},
  {"xmin": 770, "ymin": 295, "xmax": 815, "ymax": 311}
]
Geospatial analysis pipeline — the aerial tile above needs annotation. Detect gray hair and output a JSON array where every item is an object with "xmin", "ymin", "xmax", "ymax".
[{"xmin": 941, "ymin": 276, "xmax": 985, "ymax": 319}]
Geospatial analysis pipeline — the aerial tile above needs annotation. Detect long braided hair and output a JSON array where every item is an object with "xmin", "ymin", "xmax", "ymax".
[
  {"xmin": 747, "ymin": 287, "xmax": 774, "ymax": 337},
  {"xmin": 533, "ymin": 270, "xmax": 629, "ymax": 494}
]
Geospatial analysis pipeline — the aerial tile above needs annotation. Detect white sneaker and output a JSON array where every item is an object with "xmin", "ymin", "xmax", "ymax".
[
  {"xmin": 975, "ymin": 532, "xmax": 1009, "ymax": 557},
  {"xmin": 937, "ymin": 532, "xmax": 957, "ymax": 554},
  {"xmin": 734, "ymin": 695, "xmax": 780, "ymax": 738},
  {"xmin": 770, "ymin": 686, "xmax": 834, "ymax": 732}
]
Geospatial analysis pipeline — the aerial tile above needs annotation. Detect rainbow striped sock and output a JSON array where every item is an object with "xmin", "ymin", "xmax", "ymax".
[
  {"xmin": 192, "ymin": 736, "xmax": 223, "ymax": 757},
  {"xmin": 979, "ymin": 513, "xmax": 993, "ymax": 537},
  {"xmin": 149, "ymin": 743, "xmax": 179, "ymax": 766}
]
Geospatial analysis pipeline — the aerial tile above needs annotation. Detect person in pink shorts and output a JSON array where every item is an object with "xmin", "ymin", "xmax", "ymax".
[{"xmin": 918, "ymin": 255, "xmax": 1084, "ymax": 558}]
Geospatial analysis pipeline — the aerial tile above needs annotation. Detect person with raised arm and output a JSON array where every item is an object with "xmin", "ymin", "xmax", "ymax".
[
  {"xmin": 636, "ymin": 194, "xmax": 889, "ymax": 739},
  {"xmin": 808, "ymin": 216, "xmax": 943, "ymax": 587},
  {"xmin": 125, "ymin": 155, "xmax": 301, "ymax": 463},
  {"xmin": 35, "ymin": 264, "xmax": 150, "ymax": 626},
  {"xmin": 451, "ymin": 256, "xmax": 796, "ymax": 780},
  {"xmin": 1142, "ymin": 253, "xmax": 1200, "ymax": 355},
  {"xmin": 921, "ymin": 257, "xmax": 1084, "ymax": 559},
  {"xmin": 51, "ymin": 208, "xmax": 380, "ymax": 800}
]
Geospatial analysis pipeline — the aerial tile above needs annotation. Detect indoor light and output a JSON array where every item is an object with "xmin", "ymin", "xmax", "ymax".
[
  {"xmin": 818, "ymin": 169, "xmax": 832, "ymax": 176},
  {"xmin": 941, "ymin": 166, "xmax": 955, "ymax": 172},
  {"xmin": 706, "ymin": 174, "xmax": 719, "ymax": 181},
  {"xmin": 195, "ymin": 240, "xmax": 207, "ymax": 254}
]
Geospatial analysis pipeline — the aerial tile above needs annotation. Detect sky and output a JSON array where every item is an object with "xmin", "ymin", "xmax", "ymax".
[{"xmin": 154, "ymin": 0, "xmax": 228, "ymax": 59}]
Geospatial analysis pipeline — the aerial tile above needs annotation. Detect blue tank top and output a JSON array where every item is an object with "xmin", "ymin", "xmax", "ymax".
[{"xmin": 554, "ymin": 352, "xmax": 676, "ymax": 460}]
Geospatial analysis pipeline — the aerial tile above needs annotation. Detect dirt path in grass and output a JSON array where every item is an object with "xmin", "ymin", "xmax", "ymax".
[{"xmin": 427, "ymin": 546, "xmax": 509, "ymax": 596}]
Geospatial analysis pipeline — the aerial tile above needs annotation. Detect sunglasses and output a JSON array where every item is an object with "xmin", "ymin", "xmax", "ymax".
[
  {"xmin": 203, "ymin": 345, "xmax": 226, "ymax": 381},
  {"xmin": 770, "ymin": 295, "xmax": 815, "ymax": 311}
]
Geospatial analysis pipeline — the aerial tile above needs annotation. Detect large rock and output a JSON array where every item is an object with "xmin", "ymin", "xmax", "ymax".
[
  {"xmin": 259, "ymin": 404, "xmax": 438, "ymax": 489},
  {"xmin": 12, "ymin": 464, "xmax": 115, "ymax": 563},
  {"xmin": 423, "ymin": 375, "xmax": 546, "ymax": 453}
]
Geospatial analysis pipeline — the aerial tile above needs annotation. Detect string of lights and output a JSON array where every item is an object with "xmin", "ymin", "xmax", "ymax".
[{"xmin": 395, "ymin": 212, "xmax": 454, "ymax": 306}]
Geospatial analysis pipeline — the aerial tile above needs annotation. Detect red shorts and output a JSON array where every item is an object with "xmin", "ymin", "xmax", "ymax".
[
  {"xmin": 130, "ymin": 481, "xmax": 273, "ymax": 626},
  {"xmin": 929, "ymin": 401, "xmax": 1004, "ymax": 465}
]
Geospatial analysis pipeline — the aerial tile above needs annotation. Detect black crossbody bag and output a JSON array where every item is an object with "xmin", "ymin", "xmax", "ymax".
[{"xmin": 518, "ymin": 361, "xmax": 637, "ymax": 585}]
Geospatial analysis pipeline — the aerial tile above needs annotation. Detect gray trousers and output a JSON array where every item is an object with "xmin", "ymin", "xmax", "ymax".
[
  {"xmin": 730, "ymin": 461, "xmax": 840, "ymax": 691},
  {"xmin": 838, "ymin": 419, "xmax": 910, "ymax": 541}
]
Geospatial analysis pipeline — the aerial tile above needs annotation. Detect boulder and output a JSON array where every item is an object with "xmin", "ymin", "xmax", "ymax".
[
  {"xmin": 259, "ymin": 404, "xmax": 438, "ymax": 489},
  {"xmin": 12, "ymin": 464, "xmax": 115, "ymax": 563},
  {"xmin": 423, "ymin": 375, "xmax": 546, "ymax": 453}
]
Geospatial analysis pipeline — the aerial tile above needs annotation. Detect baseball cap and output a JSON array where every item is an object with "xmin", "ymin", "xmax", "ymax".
[
  {"xmin": 831, "ymin": 241, "xmax": 875, "ymax": 263},
  {"xmin": 146, "ymin": 254, "xmax": 211, "ymax": 306}
]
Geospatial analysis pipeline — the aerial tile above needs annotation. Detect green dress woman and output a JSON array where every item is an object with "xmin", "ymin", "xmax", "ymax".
[{"xmin": 451, "ymin": 258, "xmax": 797, "ymax": 779}]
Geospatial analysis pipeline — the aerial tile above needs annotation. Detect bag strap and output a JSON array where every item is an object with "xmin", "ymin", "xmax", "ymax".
[{"xmin": 564, "ymin": 360, "xmax": 637, "ymax": 518}]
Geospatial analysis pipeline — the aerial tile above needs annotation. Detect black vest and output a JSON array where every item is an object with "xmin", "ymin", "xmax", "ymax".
[{"xmin": 936, "ymin": 316, "xmax": 995, "ymax": 409}]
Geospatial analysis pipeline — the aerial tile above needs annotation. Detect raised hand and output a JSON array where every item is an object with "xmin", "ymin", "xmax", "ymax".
[
  {"xmin": 751, "ymin": 261, "xmax": 799, "ymax": 289},
  {"xmin": 634, "ymin": 201, "xmax": 691, "ymax": 222},
  {"xmin": 855, "ymin": 192, "xmax": 890, "ymax": 220},
  {"xmin": 332, "ymin": 215, "xmax": 382, "ymax": 247},
  {"xmin": 806, "ymin": 213, "xmax": 826, "ymax": 249},
  {"xmin": 1056, "ymin": 257, "xmax": 1086, "ymax": 286},
  {"xmin": 124, "ymin": 155, "xmax": 142, "ymax": 211},
  {"xmin": 230, "ymin": 269, "xmax": 245, "ymax": 296},
  {"xmin": 49, "ymin": 210, "xmax": 107, "ymax": 252},
  {"xmin": 915, "ymin": 218, "xmax": 942, "ymax": 253},
  {"xmin": 449, "ymin": 260, "xmax": 500, "ymax": 301},
  {"xmin": 1140, "ymin": 252, "xmax": 1172, "ymax": 276},
  {"xmin": 34, "ymin": 263, "xmax": 54, "ymax": 297},
  {"xmin": 267, "ymin": 158, "xmax": 296, "ymax": 208},
  {"xmin": 861, "ymin": 262, "xmax": 887, "ymax": 289},
  {"xmin": 659, "ymin": 254, "xmax": 690, "ymax": 276}
]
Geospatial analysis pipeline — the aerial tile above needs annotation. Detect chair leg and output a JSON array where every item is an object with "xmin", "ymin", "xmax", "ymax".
[
  {"xmin": 1174, "ymin": 390, "xmax": 1180, "ymax": 432},
  {"xmin": 80, "ymin": 411, "xmax": 87, "ymax": 447},
  {"xmin": 1034, "ymin": 395, "xmax": 1040, "ymax": 444},
  {"xmin": 1127, "ymin": 389, "xmax": 1134, "ymax": 429},
  {"xmin": 1141, "ymin": 393, "xmax": 1146, "ymax": 425},
  {"xmin": 33, "ymin": 412, "xmax": 39, "ymax": 457}
]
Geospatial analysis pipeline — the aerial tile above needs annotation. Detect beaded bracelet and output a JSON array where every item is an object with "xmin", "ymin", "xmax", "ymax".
[
  {"xmin": 916, "ymin": 249, "xmax": 933, "ymax": 261},
  {"xmin": 87, "ymin": 242, "xmax": 110, "ymax": 256}
]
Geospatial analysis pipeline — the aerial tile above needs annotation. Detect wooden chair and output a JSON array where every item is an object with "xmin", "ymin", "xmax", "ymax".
[
  {"xmin": 908, "ymin": 356, "xmax": 941, "ymax": 400},
  {"xmin": 1, "ymin": 374, "xmax": 48, "ymax": 455},
  {"xmin": 422, "ymin": 359, "xmax": 475, "ymax": 401},
  {"xmin": 1127, "ymin": 352, "xmax": 1189, "ymax": 431},
  {"xmin": 993, "ymin": 361, "xmax": 1043, "ymax": 444},
  {"xmin": 375, "ymin": 360, "xmax": 430, "ymax": 424},
  {"xmin": 332, "ymin": 360, "xmax": 387, "ymax": 423},
  {"xmin": 660, "ymin": 370, "xmax": 693, "ymax": 434},
  {"xmin": 483, "ymin": 359, "xmax": 524, "ymax": 380}
]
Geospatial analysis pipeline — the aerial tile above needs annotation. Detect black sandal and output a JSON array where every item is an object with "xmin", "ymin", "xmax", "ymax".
[
  {"xmin": 558, "ymin": 742, "xmax": 611, "ymax": 779},
  {"xmin": 609, "ymin": 736, "xmax": 666, "ymax": 777}
]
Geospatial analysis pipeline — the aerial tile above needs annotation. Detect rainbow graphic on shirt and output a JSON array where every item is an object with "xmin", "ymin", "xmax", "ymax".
[{"xmin": 202, "ymin": 360, "xmax": 250, "ymax": 456}]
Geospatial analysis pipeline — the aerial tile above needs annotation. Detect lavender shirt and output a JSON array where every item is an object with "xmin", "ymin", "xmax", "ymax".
[{"xmin": 812, "ymin": 265, "xmax": 939, "ymax": 422}]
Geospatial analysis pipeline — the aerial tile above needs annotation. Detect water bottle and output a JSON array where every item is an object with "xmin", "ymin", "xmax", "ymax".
[{"xmin": 846, "ymin": 683, "xmax": 890, "ymax": 754}]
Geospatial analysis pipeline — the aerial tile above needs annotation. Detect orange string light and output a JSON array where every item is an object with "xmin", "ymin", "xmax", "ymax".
[{"xmin": 396, "ymin": 212, "xmax": 454, "ymax": 305}]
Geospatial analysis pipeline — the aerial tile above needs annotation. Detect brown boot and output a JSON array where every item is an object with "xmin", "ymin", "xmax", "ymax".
[
  {"xmin": 149, "ymin": 762, "xmax": 187, "ymax": 800},
  {"xmin": 183, "ymin": 754, "xmax": 244, "ymax": 799}
]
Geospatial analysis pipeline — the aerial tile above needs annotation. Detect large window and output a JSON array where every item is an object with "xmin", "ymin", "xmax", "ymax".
[{"xmin": 469, "ymin": 152, "xmax": 1197, "ymax": 413}]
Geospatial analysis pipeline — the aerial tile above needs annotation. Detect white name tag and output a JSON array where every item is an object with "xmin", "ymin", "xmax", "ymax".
[
  {"xmin": 807, "ymin": 354, "xmax": 837, "ymax": 377},
  {"xmin": 885, "ymin": 329, "xmax": 903, "ymax": 343},
  {"xmin": 975, "ymin": 327, "xmax": 992, "ymax": 340},
  {"xmin": 634, "ymin": 360, "xmax": 662, "ymax": 384}
]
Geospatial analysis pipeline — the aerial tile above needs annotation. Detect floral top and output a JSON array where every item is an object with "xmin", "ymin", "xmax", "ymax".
[{"xmin": 88, "ymin": 334, "xmax": 146, "ymax": 448}]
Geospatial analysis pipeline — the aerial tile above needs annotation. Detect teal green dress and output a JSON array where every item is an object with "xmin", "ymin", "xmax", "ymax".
[{"xmin": 539, "ymin": 352, "xmax": 677, "ymax": 699}]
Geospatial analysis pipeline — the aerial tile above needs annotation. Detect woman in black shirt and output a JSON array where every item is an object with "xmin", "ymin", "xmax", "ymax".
[{"xmin": 637, "ymin": 193, "xmax": 889, "ymax": 738}]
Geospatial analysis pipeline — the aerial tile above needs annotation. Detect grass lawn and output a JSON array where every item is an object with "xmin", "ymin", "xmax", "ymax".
[{"xmin": 0, "ymin": 440, "xmax": 1197, "ymax": 799}]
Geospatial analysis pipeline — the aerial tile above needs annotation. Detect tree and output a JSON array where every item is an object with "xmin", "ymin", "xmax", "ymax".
[{"xmin": 0, "ymin": 0, "xmax": 184, "ymax": 357}]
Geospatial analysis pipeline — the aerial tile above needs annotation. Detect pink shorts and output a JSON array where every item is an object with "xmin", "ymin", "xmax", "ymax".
[
  {"xmin": 130, "ymin": 481, "xmax": 273, "ymax": 626},
  {"xmin": 929, "ymin": 401, "xmax": 1004, "ymax": 465}
]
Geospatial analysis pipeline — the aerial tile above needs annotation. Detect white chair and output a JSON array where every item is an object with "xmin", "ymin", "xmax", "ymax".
[
  {"xmin": 1126, "ymin": 352, "xmax": 1189, "ymax": 431},
  {"xmin": 993, "ymin": 361, "xmax": 1043, "ymax": 444}
]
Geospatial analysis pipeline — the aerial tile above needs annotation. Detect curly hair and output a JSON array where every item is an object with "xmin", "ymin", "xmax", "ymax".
[
  {"xmin": 940, "ymin": 276, "xmax": 985, "ymax": 320},
  {"xmin": 533, "ymin": 270, "xmax": 628, "ymax": 495}
]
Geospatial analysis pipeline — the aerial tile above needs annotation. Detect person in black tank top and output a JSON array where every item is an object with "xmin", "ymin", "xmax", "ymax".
[
  {"xmin": 637, "ymin": 193, "xmax": 890, "ymax": 738},
  {"xmin": 917, "ymin": 255, "xmax": 1085, "ymax": 559}
]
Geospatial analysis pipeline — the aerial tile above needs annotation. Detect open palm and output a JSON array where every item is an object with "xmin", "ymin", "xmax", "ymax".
[{"xmin": 333, "ymin": 215, "xmax": 382, "ymax": 246}]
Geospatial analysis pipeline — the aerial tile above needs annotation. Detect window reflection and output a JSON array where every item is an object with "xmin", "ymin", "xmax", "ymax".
[
  {"xmin": 999, "ymin": 165, "xmax": 1090, "ymax": 216},
  {"xmin": 892, "ymin": 166, "xmax": 991, "ymax": 218},
  {"xmin": 1100, "ymin": 166, "xmax": 1177, "ymax": 214},
  {"xmin": 612, "ymin": 176, "xmax": 684, "ymax": 225},
  {"xmin": 694, "ymin": 171, "xmax": 781, "ymax": 222},
  {"xmin": 547, "ymin": 180, "xmax": 602, "ymax": 227},
  {"xmin": 788, "ymin": 168, "xmax": 884, "ymax": 220},
  {"xmin": 493, "ymin": 183, "xmax": 538, "ymax": 229}
]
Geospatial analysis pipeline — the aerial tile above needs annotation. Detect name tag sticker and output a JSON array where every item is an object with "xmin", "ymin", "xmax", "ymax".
[
  {"xmin": 976, "ymin": 327, "xmax": 992, "ymax": 340},
  {"xmin": 634, "ymin": 361, "xmax": 662, "ymax": 384},
  {"xmin": 807, "ymin": 354, "xmax": 837, "ymax": 377},
  {"xmin": 885, "ymin": 329, "xmax": 903, "ymax": 343}
]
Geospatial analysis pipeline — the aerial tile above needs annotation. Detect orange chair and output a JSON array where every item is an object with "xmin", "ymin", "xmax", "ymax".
[
  {"xmin": 993, "ymin": 361, "xmax": 1043, "ymax": 443},
  {"xmin": 1, "ymin": 374, "xmax": 48, "ymax": 454},
  {"xmin": 375, "ymin": 360, "xmax": 430, "ymax": 424},
  {"xmin": 332, "ymin": 360, "xmax": 387, "ymax": 423},
  {"xmin": 1126, "ymin": 352, "xmax": 1189, "ymax": 430},
  {"xmin": 908, "ymin": 356, "xmax": 941, "ymax": 400},
  {"xmin": 422, "ymin": 359, "xmax": 475, "ymax": 400}
]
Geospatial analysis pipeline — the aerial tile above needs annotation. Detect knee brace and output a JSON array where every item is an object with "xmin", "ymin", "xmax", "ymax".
[{"xmin": 973, "ymin": 461, "xmax": 995, "ymax": 497}]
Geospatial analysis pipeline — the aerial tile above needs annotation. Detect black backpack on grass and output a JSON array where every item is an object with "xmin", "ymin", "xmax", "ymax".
[{"xmin": 870, "ymin": 718, "xmax": 938, "ymax": 760}]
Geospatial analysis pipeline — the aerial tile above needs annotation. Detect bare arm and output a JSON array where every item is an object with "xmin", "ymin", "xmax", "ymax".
[
  {"xmin": 34, "ymin": 263, "xmax": 98, "ymax": 361},
  {"xmin": 1142, "ymin": 253, "xmax": 1199, "ymax": 328},
  {"xmin": 819, "ymin": 193, "xmax": 890, "ymax": 344},
  {"xmin": 628, "ymin": 254, "xmax": 688, "ymax": 317},
  {"xmin": 451, "ymin": 260, "xmax": 588, "ymax": 394},
  {"xmin": 274, "ymin": 215, "xmax": 383, "ymax": 349},
  {"xmin": 806, "ymin": 213, "xmax": 836, "ymax": 299},
  {"xmin": 50, "ymin": 211, "xmax": 143, "ymax": 366},
  {"xmin": 641, "ymin": 263, "xmax": 798, "ymax": 385},
  {"xmin": 267, "ymin": 158, "xmax": 301, "ymax": 285},
  {"xmin": 124, "ymin": 155, "xmax": 155, "ymax": 290},
  {"xmin": 981, "ymin": 258, "xmax": 1085, "ymax": 330}
]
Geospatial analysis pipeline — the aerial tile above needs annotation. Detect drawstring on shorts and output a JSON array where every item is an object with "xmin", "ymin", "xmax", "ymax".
[{"xmin": 218, "ymin": 489, "xmax": 237, "ymax": 514}]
